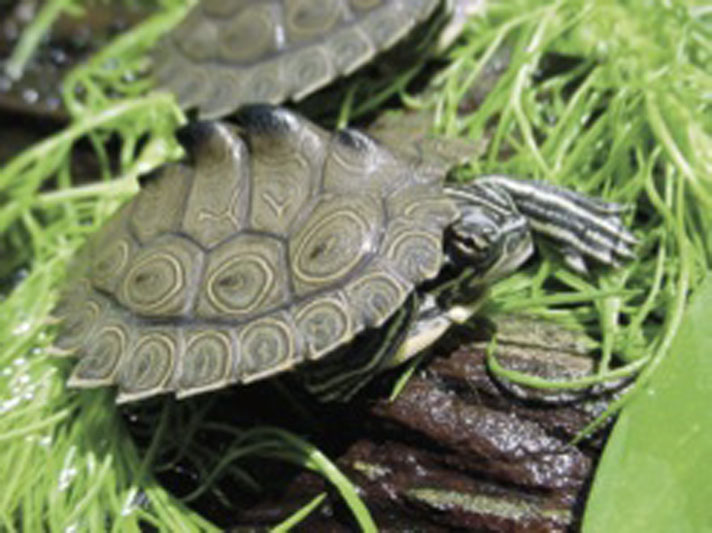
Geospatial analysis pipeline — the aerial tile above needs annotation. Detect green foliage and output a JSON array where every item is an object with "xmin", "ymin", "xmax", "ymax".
[
  {"xmin": 583, "ymin": 274, "xmax": 712, "ymax": 532},
  {"xmin": 0, "ymin": 0, "xmax": 710, "ymax": 530}
]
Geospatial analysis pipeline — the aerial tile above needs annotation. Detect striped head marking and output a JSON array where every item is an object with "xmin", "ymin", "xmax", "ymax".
[{"xmin": 445, "ymin": 183, "xmax": 534, "ymax": 282}]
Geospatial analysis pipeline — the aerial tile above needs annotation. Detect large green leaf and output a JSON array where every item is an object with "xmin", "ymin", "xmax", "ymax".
[{"xmin": 584, "ymin": 274, "xmax": 712, "ymax": 532}]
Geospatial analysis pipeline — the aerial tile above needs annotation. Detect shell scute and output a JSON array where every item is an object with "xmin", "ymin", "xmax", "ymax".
[
  {"xmin": 242, "ymin": 106, "xmax": 328, "ymax": 234},
  {"xmin": 196, "ymin": 234, "xmax": 289, "ymax": 320},
  {"xmin": 238, "ymin": 314, "xmax": 303, "ymax": 383},
  {"xmin": 382, "ymin": 221, "xmax": 445, "ymax": 283},
  {"xmin": 54, "ymin": 292, "xmax": 106, "ymax": 352},
  {"xmin": 283, "ymin": 0, "xmax": 346, "ymax": 44},
  {"xmin": 323, "ymin": 128, "xmax": 410, "ymax": 195},
  {"xmin": 67, "ymin": 322, "xmax": 130, "ymax": 388},
  {"xmin": 217, "ymin": 4, "xmax": 279, "ymax": 63},
  {"xmin": 117, "ymin": 235, "xmax": 204, "ymax": 318},
  {"xmin": 289, "ymin": 193, "xmax": 383, "ymax": 296},
  {"xmin": 175, "ymin": 329, "xmax": 238, "ymax": 398},
  {"xmin": 130, "ymin": 164, "xmax": 192, "ymax": 244},
  {"xmin": 344, "ymin": 262, "xmax": 411, "ymax": 328},
  {"xmin": 294, "ymin": 293, "xmax": 354, "ymax": 360},
  {"xmin": 180, "ymin": 122, "xmax": 251, "ymax": 248},
  {"xmin": 116, "ymin": 328, "xmax": 181, "ymax": 403}
]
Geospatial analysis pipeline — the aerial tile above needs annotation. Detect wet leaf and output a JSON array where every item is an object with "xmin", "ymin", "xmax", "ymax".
[{"xmin": 583, "ymin": 274, "xmax": 712, "ymax": 532}]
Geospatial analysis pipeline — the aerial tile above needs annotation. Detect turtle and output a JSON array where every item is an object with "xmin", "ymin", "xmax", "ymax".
[
  {"xmin": 151, "ymin": 0, "xmax": 483, "ymax": 119},
  {"xmin": 51, "ymin": 105, "xmax": 636, "ymax": 403}
]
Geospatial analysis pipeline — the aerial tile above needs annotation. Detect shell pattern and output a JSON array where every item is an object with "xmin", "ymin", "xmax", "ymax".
[
  {"xmin": 53, "ymin": 107, "xmax": 458, "ymax": 403},
  {"xmin": 152, "ymin": 0, "xmax": 441, "ymax": 118}
]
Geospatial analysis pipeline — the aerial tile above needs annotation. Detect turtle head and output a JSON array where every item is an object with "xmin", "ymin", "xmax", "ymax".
[{"xmin": 446, "ymin": 184, "xmax": 534, "ymax": 282}]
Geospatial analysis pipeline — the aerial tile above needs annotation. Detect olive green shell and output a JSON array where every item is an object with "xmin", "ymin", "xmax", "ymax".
[
  {"xmin": 152, "ymin": 0, "xmax": 441, "ymax": 119},
  {"xmin": 53, "ymin": 106, "xmax": 458, "ymax": 403}
]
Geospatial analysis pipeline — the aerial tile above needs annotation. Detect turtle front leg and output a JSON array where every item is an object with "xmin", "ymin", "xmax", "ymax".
[{"xmin": 447, "ymin": 175, "xmax": 637, "ymax": 274}]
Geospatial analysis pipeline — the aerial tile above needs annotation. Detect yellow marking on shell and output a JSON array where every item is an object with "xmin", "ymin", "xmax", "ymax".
[
  {"xmin": 181, "ymin": 124, "xmax": 250, "ymax": 248},
  {"xmin": 349, "ymin": 0, "xmax": 383, "ymax": 10},
  {"xmin": 91, "ymin": 237, "xmax": 133, "ymax": 293},
  {"xmin": 287, "ymin": 45, "xmax": 336, "ymax": 100},
  {"xmin": 196, "ymin": 180, "xmax": 243, "ymax": 230},
  {"xmin": 117, "ymin": 332, "xmax": 177, "ymax": 403},
  {"xmin": 292, "ymin": 207, "xmax": 372, "ymax": 288},
  {"xmin": 152, "ymin": 0, "xmax": 442, "ymax": 118},
  {"xmin": 327, "ymin": 24, "xmax": 375, "ymax": 75},
  {"xmin": 121, "ymin": 252, "xmax": 184, "ymax": 314},
  {"xmin": 176, "ymin": 330, "xmax": 234, "ymax": 398},
  {"xmin": 67, "ymin": 325, "xmax": 127, "ymax": 386},
  {"xmin": 345, "ymin": 269, "xmax": 409, "ymax": 328},
  {"xmin": 54, "ymin": 298, "xmax": 103, "ymax": 350},
  {"xmin": 250, "ymin": 152, "xmax": 313, "ymax": 233},
  {"xmin": 284, "ymin": 0, "xmax": 344, "ymax": 43},
  {"xmin": 239, "ymin": 317, "xmax": 297, "ymax": 383},
  {"xmin": 206, "ymin": 253, "xmax": 275, "ymax": 315},
  {"xmin": 295, "ymin": 296, "xmax": 353, "ymax": 360},
  {"xmin": 196, "ymin": 234, "xmax": 288, "ymax": 320},
  {"xmin": 385, "ymin": 226, "xmax": 443, "ymax": 282},
  {"xmin": 218, "ymin": 4, "xmax": 278, "ymax": 63}
]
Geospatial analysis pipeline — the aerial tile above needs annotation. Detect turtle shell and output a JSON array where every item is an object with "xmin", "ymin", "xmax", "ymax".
[
  {"xmin": 152, "ymin": 0, "xmax": 442, "ymax": 119},
  {"xmin": 53, "ymin": 106, "xmax": 458, "ymax": 403}
]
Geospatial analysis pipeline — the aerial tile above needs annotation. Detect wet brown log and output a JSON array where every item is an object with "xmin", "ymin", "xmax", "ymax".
[{"xmin": 221, "ymin": 315, "xmax": 627, "ymax": 532}]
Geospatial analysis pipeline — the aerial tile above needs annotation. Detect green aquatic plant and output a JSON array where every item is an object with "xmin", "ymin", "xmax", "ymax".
[{"xmin": 0, "ymin": 0, "xmax": 710, "ymax": 530}]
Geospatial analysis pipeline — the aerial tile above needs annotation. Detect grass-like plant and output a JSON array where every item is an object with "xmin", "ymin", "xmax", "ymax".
[{"xmin": 0, "ymin": 0, "xmax": 710, "ymax": 530}]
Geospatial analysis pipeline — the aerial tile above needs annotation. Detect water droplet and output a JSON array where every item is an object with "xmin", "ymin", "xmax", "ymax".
[
  {"xmin": 22, "ymin": 88, "xmax": 39, "ymax": 104},
  {"xmin": 0, "ymin": 397, "xmax": 21, "ymax": 413},
  {"xmin": 58, "ymin": 466, "xmax": 78, "ymax": 491}
]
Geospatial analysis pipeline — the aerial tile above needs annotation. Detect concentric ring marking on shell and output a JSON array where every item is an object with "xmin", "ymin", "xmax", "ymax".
[
  {"xmin": 292, "ymin": 204, "xmax": 376, "ymax": 288},
  {"xmin": 55, "ymin": 299, "xmax": 103, "ymax": 350},
  {"xmin": 285, "ymin": 0, "xmax": 344, "ymax": 43},
  {"xmin": 120, "ymin": 333, "xmax": 176, "ymax": 393},
  {"xmin": 345, "ymin": 270, "xmax": 409, "ymax": 327},
  {"xmin": 91, "ymin": 238, "xmax": 132, "ymax": 292},
  {"xmin": 173, "ymin": 10, "xmax": 218, "ymax": 62},
  {"xmin": 219, "ymin": 5, "xmax": 277, "ymax": 63},
  {"xmin": 240, "ymin": 317, "xmax": 296, "ymax": 380},
  {"xmin": 120, "ymin": 252, "xmax": 184, "ymax": 314},
  {"xmin": 206, "ymin": 254, "xmax": 275, "ymax": 314},
  {"xmin": 284, "ymin": 45, "xmax": 335, "ymax": 99},
  {"xmin": 240, "ymin": 59, "xmax": 286, "ymax": 104},
  {"xmin": 328, "ymin": 25, "xmax": 374, "ymax": 74},
  {"xmin": 386, "ymin": 226, "xmax": 443, "ymax": 282},
  {"xmin": 179, "ymin": 331, "xmax": 233, "ymax": 390},
  {"xmin": 72, "ymin": 326, "xmax": 127, "ymax": 382},
  {"xmin": 295, "ymin": 296, "xmax": 352, "ymax": 359}
]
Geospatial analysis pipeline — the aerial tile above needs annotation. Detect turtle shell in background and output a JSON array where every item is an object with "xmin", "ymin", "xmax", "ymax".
[
  {"xmin": 151, "ymin": 0, "xmax": 445, "ymax": 119},
  {"xmin": 52, "ymin": 106, "xmax": 459, "ymax": 403}
]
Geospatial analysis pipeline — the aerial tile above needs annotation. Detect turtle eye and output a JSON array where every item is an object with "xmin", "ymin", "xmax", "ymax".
[{"xmin": 447, "ymin": 224, "xmax": 499, "ymax": 265}]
